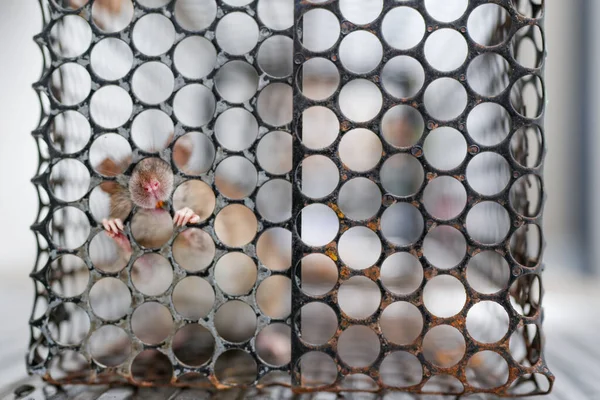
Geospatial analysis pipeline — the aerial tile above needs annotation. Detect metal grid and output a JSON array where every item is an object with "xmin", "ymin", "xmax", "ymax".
[
  {"xmin": 30, "ymin": 0, "xmax": 293, "ymax": 388},
  {"xmin": 290, "ymin": 0, "xmax": 552, "ymax": 396},
  {"xmin": 28, "ymin": 0, "xmax": 552, "ymax": 396}
]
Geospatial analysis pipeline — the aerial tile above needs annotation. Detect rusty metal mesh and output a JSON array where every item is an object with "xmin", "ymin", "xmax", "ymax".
[{"xmin": 28, "ymin": 0, "xmax": 552, "ymax": 396}]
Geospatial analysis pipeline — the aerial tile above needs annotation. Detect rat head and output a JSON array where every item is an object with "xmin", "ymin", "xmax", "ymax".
[{"xmin": 129, "ymin": 158, "xmax": 174, "ymax": 209}]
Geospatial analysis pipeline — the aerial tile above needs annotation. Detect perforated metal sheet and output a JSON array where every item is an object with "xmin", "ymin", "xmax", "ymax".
[
  {"xmin": 28, "ymin": 0, "xmax": 551, "ymax": 396},
  {"xmin": 289, "ymin": 0, "xmax": 551, "ymax": 395},
  {"xmin": 30, "ymin": 0, "xmax": 293, "ymax": 388}
]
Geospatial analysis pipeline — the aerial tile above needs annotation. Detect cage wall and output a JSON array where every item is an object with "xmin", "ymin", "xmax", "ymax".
[{"xmin": 28, "ymin": 0, "xmax": 552, "ymax": 396}]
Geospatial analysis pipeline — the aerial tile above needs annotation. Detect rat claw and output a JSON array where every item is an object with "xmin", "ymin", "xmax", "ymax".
[
  {"xmin": 174, "ymin": 207, "xmax": 200, "ymax": 227},
  {"xmin": 104, "ymin": 220, "xmax": 114, "ymax": 234},
  {"xmin": 109, "ymin": 220, "xmax": 119, "ymax": 234},
  {"xmin": 177, "ymin": 211, "xmax": 188, "ymax": 227},
  {"xmin": 176, "ymin": 209, "xmax": 188, "ymax": 225},
  {"xmin": 182, "ymin": 209, "xmax": 191, "ymax": 226},
  {"xmin": 183, "ymin": 209, "xmax": 194, "ymax": 226},
  {"xmin": 101, "ymin": 218, "xmax": 131, "ymax": 253},
  {"xmin": 102, "ymin": 218, "xmax": 123, "ymax": 236}
]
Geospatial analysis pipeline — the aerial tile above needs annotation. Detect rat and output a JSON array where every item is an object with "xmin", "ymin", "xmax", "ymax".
[
  {"xmin": 102, "ymin": 157, "xmax": 200, "ymax": 245},
  {"xmin": 94, "ymin": 136, "xmax": 292, "ymax": 367},
  {"xmin": 100, "ymin": 157, "xmax": 200, "ymax": 252},
  {"xmin": 96, "ymin": 133, "xmax": 200, "ymax": 254}
]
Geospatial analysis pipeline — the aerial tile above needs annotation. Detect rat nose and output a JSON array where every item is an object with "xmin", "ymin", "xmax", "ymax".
[{"xmin": 144, "ymin": 179, "xmax": 160, "ymax": 193}]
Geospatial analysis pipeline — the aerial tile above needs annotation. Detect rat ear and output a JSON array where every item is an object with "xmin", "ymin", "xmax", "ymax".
[
  {"xmin": 172, "ymin": 133, "xmax": 192, "ymax": 168},
  {"xmin": 95, "ymin": 157, "xmax": 122, "ymax": 177},
  {"xmin": 99, "ymin": 181, "xmax": 120, "ymax": 195},
  {"xmin": 95, "ymin": 155, "xmax": 132, "ymax": 176},
  {"xmin": 96, "ymin": 156, "xmax": 131, "ymax": 195}
]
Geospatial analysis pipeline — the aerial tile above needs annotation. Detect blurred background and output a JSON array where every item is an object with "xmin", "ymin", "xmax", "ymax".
[{"xmin": 0, "ymin": 0, "xmax": 600, "ymax": 397}]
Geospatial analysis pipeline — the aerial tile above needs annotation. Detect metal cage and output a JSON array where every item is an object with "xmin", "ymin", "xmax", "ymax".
[{"xmin": 29, "ymin": 0, "xmax": 552, "ymax": 396}]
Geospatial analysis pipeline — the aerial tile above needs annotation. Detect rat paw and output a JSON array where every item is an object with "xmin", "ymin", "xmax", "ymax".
[
  {"xmin": 102, "ymin": 218, "xmax": 131, "ymax": 252},
  {"xmin": 102, "ymin": 218, "xmax": 124, "ymax": 236},
  {"xmin": 173, "ymin": 207, "xmax": 201, "ymax": 227}
]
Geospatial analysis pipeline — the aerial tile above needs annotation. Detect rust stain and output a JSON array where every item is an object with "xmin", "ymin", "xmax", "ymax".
[{"xmin": 328, "ymin": 202, "xmax": 345, "ymax": 219}]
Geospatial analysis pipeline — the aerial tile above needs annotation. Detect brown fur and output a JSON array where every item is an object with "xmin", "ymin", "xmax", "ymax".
[{"xmin": 129, "ymin": 158, "xmax": 173, "ymax": 209}]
